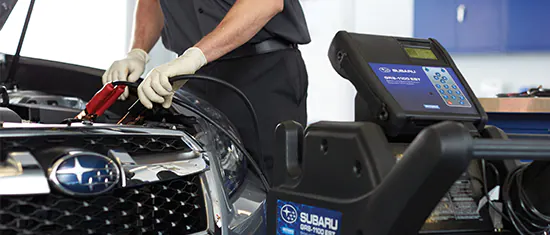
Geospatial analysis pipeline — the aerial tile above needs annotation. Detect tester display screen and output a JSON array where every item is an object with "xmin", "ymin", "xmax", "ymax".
[
  {"xmin": 370, "ymin": 63, "xmax": 478, "ymax": 115},
  {"xmin": 404, "ymin": 47, "xmax": 437, "ymax": 60}
]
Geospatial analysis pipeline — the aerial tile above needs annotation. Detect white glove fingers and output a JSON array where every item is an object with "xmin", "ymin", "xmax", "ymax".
[
  {"xmin": 103, "ymin": 67, "xmax": 114, "ymax": 85},
  {"xmin": 112, "ymin": 68, "xmax": 128, "ymax": 84},
  {"xmin": 101, "ymin": 71, "xmax": 109, "ymax": 85},
  {"xmin": 117, "ymin": 69, "xmax": 128, "ymax": 82},
  {"xmin": 127, "ymin": 68, "xmax": 142, "ymax": 83},
  {"xmin": 138, "ymin": 82, "xmax": 153, "ymax": 109},
  {"xmin": 160, "ymin": 75, "xmax": 173, "ymax": 93},
  {"xmin": 133, "ymin": 46, "xmax": 208, "ymax": 109},
  {"xmin": 142, "ymin": 74, "xmax": 165, "ymax": 104},
  {"xmin": 143, "ymin": 86, "xmax": 165, "ymax": 103},
  {"xmin": 119, "ymin": 87, "xmax": 129, "ymax": 101},
  {"xmin": 107, "ymin": 70, "xmax": 117, "ymax": 84},
  {"xmin": 162, "ymin": 94, "xmax": 174, "ymax": 109},
  {"xmin": 151, "ymin": 75, "xmax": 172, "ymax": 96},
  {"xmin": 103, "ymin": 49, "xmax": 148, "ymax": 101},
  {"xmin": 114, "ymin": 69, "xmax": 129, "ymax": 100}
]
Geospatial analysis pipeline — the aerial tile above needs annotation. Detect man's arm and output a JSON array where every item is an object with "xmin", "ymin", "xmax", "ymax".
[
  {"xmin": 131, "ymin": 0, "xmax": 165, "ymax": 52},
  {"xmin": 194, "ymin": 0, "xmax": 284, "ymax": 62}
]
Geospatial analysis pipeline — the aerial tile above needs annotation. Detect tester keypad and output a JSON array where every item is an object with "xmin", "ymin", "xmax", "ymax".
[{"xmin": 423, "ymin": 67, "xmax": 472, "ymax": 108}]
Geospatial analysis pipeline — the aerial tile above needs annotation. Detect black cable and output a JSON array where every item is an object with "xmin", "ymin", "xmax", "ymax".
[
  {"xmin": 5, "ymin": 0, "xmax": 35, "ymax": 88},
  {"xmin": 168, "ymin": 75, "xmax": 268, "ymax": 183},
  {"xmin": 482, "ymin": 160, "xmax": 550, "ymax": 235},
  {"xmin": 486, "ymin": 162, "xmax": 501, "ymax": 186},
  {"xmin": 111, "ymin": 81, "xmax": 139, "ymax": 88},
  {"xmin": 481, "ymin": 159, "xmax": 512, "ymax": 223},
  {"xmin": 502, "ymin": 166, "xmax": 532, "ymax": 235},
  {"xmin": 514, "ymin": 165, "xmax": 550, "ymax": 232},
  {"xmin": 516, "ymin": 170, "xmax": 550, "ymax": 223},
  {"xmin": 502, "ymin": 164, "xmax": 548, "ymax": 235},
  {"xmin": 172, "ymin": 98, "xmax": 270, "ymax": 191}
]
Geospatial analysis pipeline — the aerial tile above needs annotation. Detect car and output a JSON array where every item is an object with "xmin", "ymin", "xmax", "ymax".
[{"xmin": 0, "ymin": 1, "xmax": 267, "ymax": 234}]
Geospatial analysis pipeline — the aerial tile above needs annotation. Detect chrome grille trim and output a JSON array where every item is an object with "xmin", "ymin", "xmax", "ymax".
[
  {"xmin": 0, "ymin": 152, "xmax": 49, "ymax": 195},
  {"xmin": 0, "ymin": 151, "xmax": 209, "ymax": 196},
  {"xmin": 126, "ymin": 154, "xmax": 208, "ymax": 185}
]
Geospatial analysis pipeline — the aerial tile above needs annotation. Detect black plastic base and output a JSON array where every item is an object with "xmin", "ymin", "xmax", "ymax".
[{"xmin": 267, "ymin": 121, "xmax": 523, "ymax": 235}]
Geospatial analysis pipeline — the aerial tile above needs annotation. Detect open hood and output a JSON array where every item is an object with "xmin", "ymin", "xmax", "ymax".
[{"xmin": 0, "ymin": 0, "xmax": 17, "ymax": 31}]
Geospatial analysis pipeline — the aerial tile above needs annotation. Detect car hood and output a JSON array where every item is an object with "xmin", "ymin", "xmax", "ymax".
[{"xmin": 0, "ymin": 0, "xmax": 17, "ymax": 31}]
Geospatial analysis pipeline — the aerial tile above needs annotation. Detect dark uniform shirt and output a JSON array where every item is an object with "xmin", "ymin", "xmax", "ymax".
[{"xmin": 159, "ymin": 0, "xmax": 311, "ymax": 55}]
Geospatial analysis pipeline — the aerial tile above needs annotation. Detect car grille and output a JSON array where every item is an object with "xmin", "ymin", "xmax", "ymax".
[
  {"xmin": 2, "ymin": 135, "xmax": 191, "ymax": 156},
  {"xmin": 0, "ymin": 174, "xmax": 208, "ymax": 235}
]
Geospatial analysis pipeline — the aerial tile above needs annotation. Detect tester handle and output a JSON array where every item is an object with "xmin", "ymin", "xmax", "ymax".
[{"xmin": 473, "ymin": 139, "xmax": 550, "ymax": 161}]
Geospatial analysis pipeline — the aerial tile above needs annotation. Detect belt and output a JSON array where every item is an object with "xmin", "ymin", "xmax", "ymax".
[{"xmin": 220, "ymin": 39, "xmax": 297, "ymax": 60}]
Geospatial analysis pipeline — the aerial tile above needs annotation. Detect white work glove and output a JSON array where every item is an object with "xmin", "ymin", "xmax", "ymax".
[
  {"xmin": 102, "ymin": 48, "xmax": 149, "ymax": 100},
  {"xmin": 138, "ymin": 47, "xmax": 207, "ymax": 109}
]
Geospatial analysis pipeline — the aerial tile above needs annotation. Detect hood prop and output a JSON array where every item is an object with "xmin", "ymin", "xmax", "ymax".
[{"xmin": 4, "ymin": 0, "xmax": 35, "ymax": 90}]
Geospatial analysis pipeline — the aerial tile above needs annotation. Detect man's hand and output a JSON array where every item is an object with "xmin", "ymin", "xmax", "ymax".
[
  {"xmin": 102, "ymin": 48, "xmax": 149, "ymax": 100},
  {"xmin": 138, "ymin": 47, "xmax": 207, "ymax": 109}
]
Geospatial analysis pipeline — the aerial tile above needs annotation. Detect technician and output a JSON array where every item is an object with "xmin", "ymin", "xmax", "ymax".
[{"xmin": 101, "ymin": 0, "xmax": 311, "ymax": 180}]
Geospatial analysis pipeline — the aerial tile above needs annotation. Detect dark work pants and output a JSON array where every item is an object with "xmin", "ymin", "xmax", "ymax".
[{"xmin": 183, "ymin": 48, "xmax": 309, "ymax": 181}]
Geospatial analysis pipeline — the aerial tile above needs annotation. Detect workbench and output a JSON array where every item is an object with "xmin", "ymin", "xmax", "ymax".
[{"xmin": 480, "ymin": 98, "xmax": 550, "ymax": 135}]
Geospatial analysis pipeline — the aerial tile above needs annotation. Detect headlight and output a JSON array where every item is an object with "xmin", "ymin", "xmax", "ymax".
[{"xmin": 173, "ymin": 90, "xmax": 247, "ymax": 196}]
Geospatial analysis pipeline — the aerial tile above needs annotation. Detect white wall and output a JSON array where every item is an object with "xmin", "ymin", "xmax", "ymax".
[
  {"xmin": 299, "ymin": 0, "xmax": 357, "ymax": 124},
  {"xmin": 0, "ymin": 0, "xmax": 128, "ymax": 70},
  {"xmin": 354, "ymin": 0, "xmax": 414, "ymax": 37},
  {"xmin": 301, "ymin": 0, "xmax": 416, "ymax": 124}
]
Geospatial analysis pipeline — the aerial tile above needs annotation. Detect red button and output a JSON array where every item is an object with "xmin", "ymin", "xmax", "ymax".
[{"xmin": 447, "ymin": 100, "xmax": 452, "ymax": 105}]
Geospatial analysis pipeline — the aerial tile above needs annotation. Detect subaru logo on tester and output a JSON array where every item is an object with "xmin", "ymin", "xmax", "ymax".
[
  {"xmin": 379, "ymin": 67, "xmax": 391, "ymax": 73},
  {"xmin": 277, "ymin": 200, "xmax": 342, "ymax": 235},
  {"xmin": 391, "ymin": 68, "xmax": 417, "ymax": 74}
]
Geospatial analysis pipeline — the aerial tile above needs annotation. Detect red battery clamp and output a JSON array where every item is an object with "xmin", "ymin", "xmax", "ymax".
[{"xmin": 76, "ymin": 83, "xmax": 126, "ymax": 121}]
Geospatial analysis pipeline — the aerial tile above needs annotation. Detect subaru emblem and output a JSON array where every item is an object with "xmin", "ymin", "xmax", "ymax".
[
  {"xmin": 378, "ymin": 67, "xmax": 391, "ymax": 73},
  {"xmin": 49, "ymin": 152, "xmax": 121, "ymax": 196}
]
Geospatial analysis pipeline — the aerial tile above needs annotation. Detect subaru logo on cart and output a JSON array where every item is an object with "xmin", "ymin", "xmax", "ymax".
[
  {"xmin": 277, "ymin": 200, "xmax": 342, "ymax": 235},
  {"xmin": 49, "ymin": 152, "xmax": 120, "ymax": 196},
  {"xmin": 281, "ymin": 204, "xmax": 298, "ymax": 224},
  {"xmin": 379, "ymin": 67, "xmax": 392, "ymax": 73}
]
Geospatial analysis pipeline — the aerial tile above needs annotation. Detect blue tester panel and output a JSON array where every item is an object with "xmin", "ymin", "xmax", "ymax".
[
  {"xmin": 369, "ymin": 63, "xmax": 477, "ymax": 115},
  {"xmin": 276, "ymin": 200, "xmax": 342, "ymax": 235}
]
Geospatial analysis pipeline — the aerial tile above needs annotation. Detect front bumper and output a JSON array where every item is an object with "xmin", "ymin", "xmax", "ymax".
[{"xmin": 0, "ymin": 124, "xmax": 213, "ymax": 235}]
